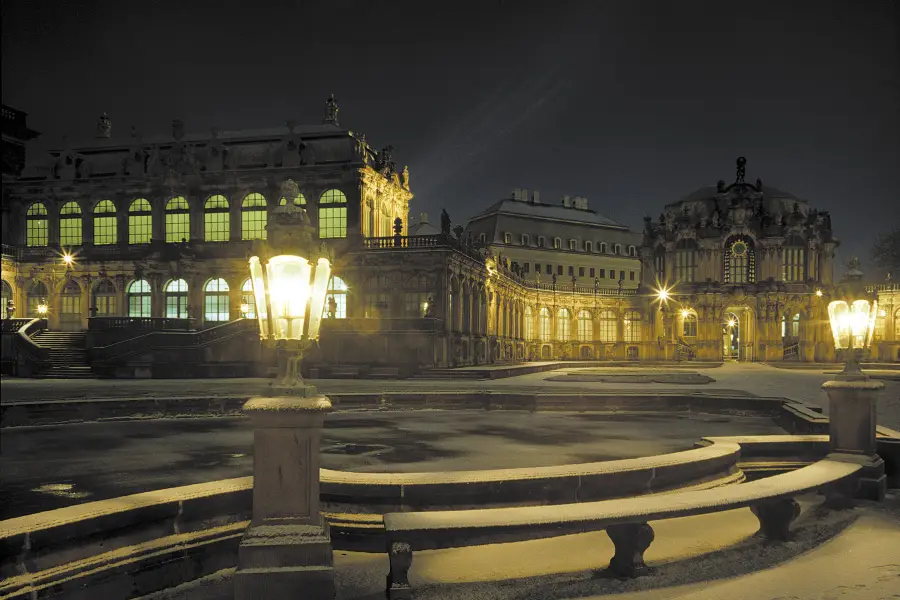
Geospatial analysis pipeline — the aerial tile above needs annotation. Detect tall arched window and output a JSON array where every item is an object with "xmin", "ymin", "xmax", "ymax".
[
  {"xmin": 279, "ymin": 193, "xmax": 307, "ymax": 206},
  {"xmin": 724, "ymin": 237, "xmax": 755, "ymax": 284},
  {"xmin": 93, "ymin": 279, "xmax": 117, "ymax": 316},
  {"xmin": 165, "ymin": 279, "xmax": 189, "ymax": 318},
  {"xmin": 127, "ymin": 279, "xmax": 151, "ymax": 317},
  {"xmin": 895, "ymin": 308, "xmax": 900, "ymax": 340},
  {"xmin": 782, "ymin": 236, "xmax": 806, "ymax": 282},
  {"xmin": 674, "ymin": 238, "xmax": 697, "ymax": 282},
  {"xmin": 59, "ymin": 201, "xmax": 83, "ymax": 247},
  {"xmin": 598, "ymin": 309, "xmax": 617, "ymax": 342},
  {"xmin": 240, "ymin": 278, "xmax": 256, "ymax": 319},
  {"xmin": 129, "ymin": 199, "xmax": 152, "ymax": 244},
  {"xmin": 1, "ymin": 280, "xmax": 12, "ymax": 318},
  {"xmin": 577, "ymin": 310, "xmax": 593, "ymax": 341},
  {"xmin": 557, "ymin": 308, "xmax": 571, "ymax": 341},
  {"xmin": 204, "ymin": 278, "xmax": 230, "ymax": 322},
  {"xmin": 93, "ymin": 200, "xmax": 117, "ymax": 245},
  {"xmin": 165, "ymin": 196, "xmax": 190, "ymax": 243},
  {"xmin": 318, "ymin": 189, "xmax": 348, "ymax": 238},
  {"xmin": 682, "ymin": 313, "xmax": 698, "ymax": 340},
  {"xmin": 59, "ymin": 279, "xmax": 82, "ymax": 330},
  {"xmin": 599, "ymin": 242, "xmax": 607, "ymax": 254},
  {"xmin": 27, "ymin": 281, "xmax": 48, "ymax": 316},
  {"xmin": 326, "ymin": 276, "xmax": 348, "ymax": 318},
  {"xmin": 623, "ymin": 310, "xmax": 642, "ymax": 342},
  {"xmin": 524, "ymin": 306, "xmax": 534, "ymax": 339},
  {"xmin": 241, "ymin": 193, "xmax": 267, "ymax": 240},
  {"xmin": 539, "ymin": 308, "xmax": 552, "ymax": 341},
  {"xmin": 204, "ymin": 195, "xmax": 230, "ymax": 242},
  {"xmin": 26, "ymin": 202, "xmax": 49, "ymax": 247},
  {"xmin": 654, "ymin": 245, "xmax": 666, "ymax": 281}
]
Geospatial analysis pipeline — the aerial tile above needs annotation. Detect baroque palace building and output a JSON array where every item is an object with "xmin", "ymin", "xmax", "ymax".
[{"xmin": 1, "ymin": 100, "xmax": 898, "ymax": 376}]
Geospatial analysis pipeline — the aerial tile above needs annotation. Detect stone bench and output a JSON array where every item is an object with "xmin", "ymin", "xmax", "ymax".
[
  {"xmin": 330, "ymin": 366, "xmax": 360, "ymax": 377},
  {"xmin": 383, "ymin": 454, "xmax": 865, "ymax": 599}
]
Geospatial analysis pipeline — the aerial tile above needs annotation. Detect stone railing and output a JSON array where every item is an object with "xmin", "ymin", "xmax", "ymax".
[
  {"xmin": 0, "ymin": 244, "xmax": 21, "ymax": 261},
  {"xmin": 868, "ymin": 283, "xmax": 900, "ymax": 293},
  {"xmin": 320, "ymin": 317, "xmax": 444, "ymax": 333},
  {"xmin": 1, "ymin": 319, "xmax": 35, "ymax": 334},
  {"xmin": 88, "ymin": 317, "xmax": 195, "ymax": 331},
  {"xmin": 91, "ymin": 318, "xmax": 257, "ymax": 362},
  {"xmin": 523, "ymin": 280, "xmax": 637, "ymax": 296},
  {"xmin": 1, "ymin": 318, "xmax": 50, "ymax": 376}
]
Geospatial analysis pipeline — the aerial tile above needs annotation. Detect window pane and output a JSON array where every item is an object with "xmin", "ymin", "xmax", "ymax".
[
  {"xmin": 318, "ymin": 206, "xmax": 347, "ymax": 239},
  {"xmin": 166, "ymin": 197, "xmax": 190, "ymax": 243},
  {"xmin": 26, "ymin": 202, "xmax": 49, "ymax": 246},
  {"xmin": 60, "ymin": 217, "xmax": 82, "ymax": 246},
  {"xmin": 94, "ymin": 216, "xmax": 117, "ymax": 245},
  {"xmin": 205, "ymin": 212, "xmax": 229, "ymax": 242},
  {"xmin": 129, "ymin": 215, "xmax": 152, "ymax": 244},
  {"xmin": 241, "ymin": 194, "xmax": 267, "ymax": 240}
]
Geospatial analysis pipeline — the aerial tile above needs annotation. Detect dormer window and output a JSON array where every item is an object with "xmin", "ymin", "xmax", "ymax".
[
  {"xmin": 521, "ymin": 234, "xmax": 530, "ymax": 246},
  {"xmin": 600, "ymin": 242, "xmax": 607, "ymax": 254},
  {"xmin": 504, "ymin": 232, "xmax": 512, "ymax": 244},
  {"xmin": 614, "ymin": 244, "xmax": 622, "ymax": 255},
  {"xmin": 553, "ymin": 237, "xmax": 562, "ymax": 249},
  {"xmin": 479, "ymin": 233, "xmax": 487, "ymax": 244},
  {"xmin": 568, "ymin": 239, "xmax": 577, "ymax": 250},
  {"xmin": 628, "ymin": 245, "xmax": 636, "ymax": 256},
  {"xmin": 537, "ymin": 236, "xmax": 546, "ymax": 248},
  {"xmin": 584, "ymin": 241, "xmax": 593, "ymax": 252}
]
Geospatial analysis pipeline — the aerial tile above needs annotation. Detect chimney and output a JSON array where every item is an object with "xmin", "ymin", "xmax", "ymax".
[
  {"xmin": 521, "ymin": 189, "xmax": 529, "ymax": 203},
  {"xmin": 420, "ymin": 212, "xmax": 428, "ymax": 224},
  {"xmin": 511, "ymin": 188, "xmax": 521, "ymax": 200},
  {"xmin": 532, "ymin": 191, "xmax": 540, "ymax": 204},
  {"xmin": 562, "ymin": 195, "xmax": 572, "ymax": 208}
]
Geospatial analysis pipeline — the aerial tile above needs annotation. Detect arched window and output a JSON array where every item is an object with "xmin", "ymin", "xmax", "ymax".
[
  {"xmin": 614, "ymin": 244, "xmax": 622, "ymax": 255},
  {"xmin": 524, "ymin": 306, "xmax": 534, "ymax": 339},
  {"xmin": 59, "ymin": 202, "xmax": 83, "ymax": 247},
  {"xmin": 318, "ymin": 189, "xmax": 348, "ymax": 238},
  {"xmin": 724, "ymin": 237, "xmax": 755, "ymax": 284},
  {"xmin": 782, "ymin": 236, "xmax": 806, "ymax": 282},
  {"xmin": 129, "ymin": 199, "xmax": 152, "ymax": 244},
  {"xmin": 240, "ymin": 278, "xmax": 256, "ymax": 319},
  {"xmin": 204, "ymin": 195, "xmax": 230, "ymax": 242},
  {"xmin": 165, "ymin": 279, "xmax": 189, "ymax": 318},
  {"xmin": 557, "ymin": 308, "xmax": 571, "ymax": 341},
  {"xmin": 895, "ymin": 308, "xmax": 900, "ymax": 340},
  {"xmin": 127, "ymin": 279, "xmax": 151, "ymax": 317},
  {"xmin": 93, "ymin": 200, "xmax": 117, "ymax": 245},
  {"xmin": 204, "ymin": 278, "xmax": 230, "ymax": 322},
  {"xmin": 165, "ymin": 196, "xmax": 190, "ymax": 243},
  {"xmin": 539, "ymin": 307, "xmax": 552, "ymax": 341},
  {"xmin": 326, "ymin": 276, "xmax": 348, "ymax": 319},
  {"xmin": 241, "ymin": 193, "xmax": 267, "ymax": 240},
  {"xmin": 584, "ymin": 241, "xmax": 593, "ymax": 252},
  {"xmin": 623, "ymin": 310, "xmax": 642, "ymax": 342},
  {"xmin": 628, "ymin": 245, "xmax": 636, "ymax": 256},
  {"xmin": 577, "ymin": 310, "xmax": 593, "ymax": 341},
  {"xmin": 1, "ymin": 280, "xmax": 12, "ymax": 318},
  {"xmin": 26, "ymin": 281, "xmax": 48, "ymax": 316},
  {"xmin": 674, "ymin": 238, "xmax": 697, "ymax": 282},
  {"xmin": 553, "ymin": 237, "xmax": 562, "ymax": 249},
  {"xmin": 782, "ymin": 312, "xmax": 801, "ymax": 339},
  {"xmin": 279, "ymin": 193, "xmax": 307, "ymax": 206},
  {"xmin": 93, "ymin": 279, "xmax": 117, "ymax": 317},
  {"xmin": 683, "ymin": 313, "xmax": 698, "ymax": 339},
  {"xmin": 59, "ymin": 279, "xmax": 82, "ymax": 330},
  {"xmin": 599, "ymin": 242, "xmax": 607, "ymax": 254},
  {"xmin": 872, "ymin": 308, "xmax": 885, "ymax": 342},
  {"xmin": 598, "ymin": 309, "xmax": 617, "ymax": 342},
  {"xmin": 26, "ymin": 202, "xmax": 49, "ymax": 247}
]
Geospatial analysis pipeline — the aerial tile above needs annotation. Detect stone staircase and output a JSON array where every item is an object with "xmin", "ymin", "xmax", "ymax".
[{"xmin": 31, "ymin": 331, "xmax": 93, "ymax": 379}]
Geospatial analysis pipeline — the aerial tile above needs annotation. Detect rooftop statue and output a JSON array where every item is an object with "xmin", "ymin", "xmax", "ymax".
[
  {"xmin": 440, "ymin": 209, "xmax": 451, "ymax": 236},
  {"xmin": 324, "ymin": 94, "xmax": 339, "ymax": 126},
  {"xmin": 735, "ymin": 156, "xmax": 747, "ymax": 184}
]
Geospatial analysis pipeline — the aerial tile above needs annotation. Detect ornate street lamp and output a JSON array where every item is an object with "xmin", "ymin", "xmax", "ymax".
[
  {"xmin": 826, "ymin": 258, "xmax": 877, "ymax": 380},
  {"xmin": 821, "ymin": 257, "xmax": 886, "ymax": 501},
  {"xmin": 234, "ymin": 179, "xmax": 336, "ymax": 599}
]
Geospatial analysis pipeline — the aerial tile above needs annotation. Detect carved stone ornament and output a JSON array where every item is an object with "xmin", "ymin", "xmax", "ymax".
[
  {"xmin": 323, "ymin": 94, "xmax": 339, "ymax": 126},
  {"xmin": 97, "ymin": 113, "xmax": 112, "ymax": 138}
]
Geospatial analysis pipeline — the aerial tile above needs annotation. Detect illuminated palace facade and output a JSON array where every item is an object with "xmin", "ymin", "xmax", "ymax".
[{"xmin": 2, "ymin": 100, "xmax": 898, "ymax": 373}]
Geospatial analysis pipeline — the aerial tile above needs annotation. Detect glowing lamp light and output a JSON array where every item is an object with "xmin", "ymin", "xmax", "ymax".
[
  {"xmin": 827, "ymin": 299, "xmax": 877, "ymax": 351},
  {"xmin": 240, "ymin": 303, "xmax": 250, "ymax": 317},
  {"xmin": 37, "ymin": 302, "xmax": 48, "ymax": 316},
  {"xmin": 680, "ymin": 309, "xmax": 691, "ymax": 319},
  {"xmin": 727, "ymin": 319, "xmax": 737, "ymax": 328},
  {"xmin": 248, "ymin": 254, "xmax": 331, "ymax": 342},
  {"xmin": 62, "ymin": 253, "xmax": 73, "ymax": 266},
  {"xmin": 815, "ymin": 289, "xmax": 823, "ymax": 297}
]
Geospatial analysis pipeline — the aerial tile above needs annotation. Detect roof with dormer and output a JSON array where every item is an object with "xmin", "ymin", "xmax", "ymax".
[{"xmin": 468, "ymin": 198, "xmax": 627, "ymax": 229}]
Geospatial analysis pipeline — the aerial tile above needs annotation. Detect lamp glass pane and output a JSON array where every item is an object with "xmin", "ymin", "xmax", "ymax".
[
  {"xmin": 827, "ymin": 301, "xmax": 850, "ymax": 349},
  {"xmin": 266, "ymin": 255, "xmax": 311, "ymax": 340},
  {"xmin": 306, "ymin": 257, "xmax": 331, "ymax": 340},
  {"xmin": 249, "ymin": 257, "xmax": 269, "ymax": 338}
]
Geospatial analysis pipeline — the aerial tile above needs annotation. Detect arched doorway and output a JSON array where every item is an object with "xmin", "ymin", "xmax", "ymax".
[
  {"xmin": 722, "ymin": 312, "xmax": 740, "ymax": 360},
  {"xmin": 60, "ymin": 279, "xmax": 83, "ymax": 331},
  {"xmin": 722, "ymin": 306, "xmax": 756, "ymax": 361},
  {"xmin": 92, "ymin": 279, "xmax": 117, "ymax": 317},
  {"xmin": 27, "ymin": 281, "xmax": 48, "ymax": 317}
]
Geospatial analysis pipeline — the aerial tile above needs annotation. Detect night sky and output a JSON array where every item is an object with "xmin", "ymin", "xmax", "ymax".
[{"xmin": 3, "ymin": 0, "xmax": 898, "ymax": 274}]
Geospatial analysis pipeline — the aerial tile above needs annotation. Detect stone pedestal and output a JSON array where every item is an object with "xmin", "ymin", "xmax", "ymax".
[
  {"xmin": 822, "ymin": 379, "xmax": 887, "ymax": 501},
  {"xmin": 234, "ymin": 393, "xmax": 335, "ymax": 600}
]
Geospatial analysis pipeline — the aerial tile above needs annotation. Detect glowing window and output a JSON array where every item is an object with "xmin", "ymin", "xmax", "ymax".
[
  {"xmin": 27, "ymin": 281, "xmax": 49, "ymax": 316},
  {"xmin": 93, "ymin": 200, "xmax": 118, "ymax": 245},
  {"xmin": 26, "ymin": 202, "xmax": 49, "ymax": 247},
  {"xmin": 59, "ymin": 202, "xmax": 83, "ymax": 247},
  {"xmin": 557, "ymin": 308, "xmax": 571, "ymax": 341},
  {"xmin": 577, "ymin": 310, "xmax": 593, "ymax": 341},
  {"xmin": 165, "ymin": 196, "xmax": 190, "ymax": 243},
  {"xmin": 683, "ymin": 313, "xmax": 698, "ymax": 338},
  {"xmin": 241, "ymin": 278, "xmax": 256, "ymax": 318},
  {"xmin": 623, "ymin": 310, "xmax": 642, "ymax": 342},
  {"xmin": 204, "ymin": 195, "xmax": 230, "ymax": 242},
  {"xmin": 524, "ymin": 306, "xmax": 534, "ymax": 339},
  {"xmin": 598, "ymin": 310, "xmax": 617, "ymax": 342},
  {"xmin": 165, "ymin": 278, "xmax": 189, "ymax": 318},
  {"xmin": 279, "ymin": 193, "xmax": 307, "ymax": 206},
  {"xmin": 241, "ymin": 193, "xmax": 267, "ymax": 240},
  {"xmin": 129, "ymin": 199, "xmax": 153, "ymax": 244},
  {"xmin": 326, "ymin": 276, "xmax": 348, "ymax": 319},
  {"xmin": 318, "ymin": 189, "xmax": 347, "ymax": 239},
  {"xmin": 93, "ymin": 279, "xmax": 117, "ymax": 316},
  {"xmin": 539, "ymin": 307, "xmax": 552, "ymax": 341},
  {"xmin": 127, "ymin": 279, "xmax": 152, "ymax": 317},
  {"xmin": 782, "ymin": 237, "xmax": 806, "ymax": 282},
  {"xmin": 204, "ymin": 278, "xmax": 230, "ymax": 322}
]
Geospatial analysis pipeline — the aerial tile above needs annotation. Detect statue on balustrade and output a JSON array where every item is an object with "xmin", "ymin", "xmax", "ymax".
[{"xmin": 440, "ymin": 209, "xmax": 451, "ymax": 236}]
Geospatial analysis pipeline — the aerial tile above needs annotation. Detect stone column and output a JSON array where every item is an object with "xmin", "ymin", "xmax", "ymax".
[
  {"xmin": 234, "ymin": 394, "xmax": 335, "ymax": 600},
  {"xmin": 822, "ymin": 379, "xmax": 887, "ymax": 501}
]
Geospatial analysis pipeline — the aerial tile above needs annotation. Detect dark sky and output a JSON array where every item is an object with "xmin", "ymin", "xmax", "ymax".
[{"xmin": 3, "ymin": 0, "xmax": 898, "ymax": 274}]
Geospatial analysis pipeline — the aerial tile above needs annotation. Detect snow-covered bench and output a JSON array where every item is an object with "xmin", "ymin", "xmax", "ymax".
[{"xmin": 383, "ymin": 454, "xmax": 865, "ymax": 599}]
